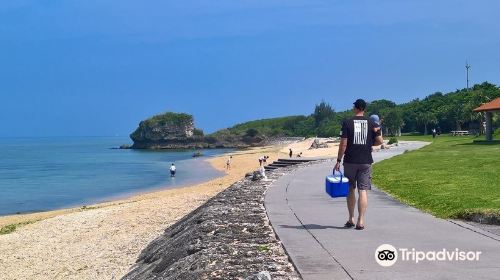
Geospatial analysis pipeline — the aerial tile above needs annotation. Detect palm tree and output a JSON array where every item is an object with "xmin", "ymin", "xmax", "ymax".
[{"xmin": 416, "ymin": 111, "xmax": 437, "ymax": 135}]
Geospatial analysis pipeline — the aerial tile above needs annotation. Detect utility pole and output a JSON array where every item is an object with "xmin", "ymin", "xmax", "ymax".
[{"xmin": 465, "ymin": 61, "xmax": 471, "ymax": 90}]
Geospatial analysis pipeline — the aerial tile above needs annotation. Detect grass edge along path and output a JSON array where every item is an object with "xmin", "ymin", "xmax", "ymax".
[{"xmin": 372, "ymin": 135, "xmax": 500, "ymax": 224}]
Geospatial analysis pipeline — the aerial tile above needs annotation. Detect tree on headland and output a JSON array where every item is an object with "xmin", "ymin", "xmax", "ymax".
[
  {"xmin": 245, "ymin": 128, "xmax": 259, "ymax": 137},
  {"xmin": 193, "ymin": 128, "xmax": 204, "ymax": 137}
]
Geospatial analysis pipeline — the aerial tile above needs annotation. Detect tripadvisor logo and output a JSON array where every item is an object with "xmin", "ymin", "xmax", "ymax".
[
  {"xmin": 375, "ymin": 244, "xmax": 482, "ymax": 267},
  {"xmin": 375, "ymin": 244, "xmax": 398, "ymax": 267}
]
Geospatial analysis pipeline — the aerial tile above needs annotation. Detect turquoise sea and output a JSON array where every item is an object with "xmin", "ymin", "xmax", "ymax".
[{"xmin": 0, "ymin": 137, "xmax": 229, "ymax": 216}]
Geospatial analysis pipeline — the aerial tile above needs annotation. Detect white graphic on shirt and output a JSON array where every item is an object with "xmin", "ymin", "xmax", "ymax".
[{"xmin": 353, "ymin": 120, "xmax": 368, "ymax": 145}]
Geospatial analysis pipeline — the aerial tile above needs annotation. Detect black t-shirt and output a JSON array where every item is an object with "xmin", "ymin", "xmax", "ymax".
[{"xmin": 341, "ymin": 116, "xmax": 380, "ymax": 164}]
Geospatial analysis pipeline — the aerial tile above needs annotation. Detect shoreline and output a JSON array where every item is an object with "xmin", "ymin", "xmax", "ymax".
[
  {"xmin": 0, "ymin": 149, "xmax": 250, "ymax": 229},
  {"xmin": 0, "ymin": 137, "xmax": 230, "ymax": 220},
  {"xmin": 0, "ymin": 139, "xmax": 338, "ymax": 280},
  {"xmin": 0, "ymin": 140, "xmax": 339, "ymax": 229}
]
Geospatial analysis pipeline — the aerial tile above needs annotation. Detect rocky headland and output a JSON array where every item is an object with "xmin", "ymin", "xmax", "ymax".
[{"xmin": 130, "ymin": 112, "xmax": 264, "ymax": 149}]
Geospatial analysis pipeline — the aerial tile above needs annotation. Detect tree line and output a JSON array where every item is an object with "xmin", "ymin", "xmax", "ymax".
[
  {"xmin": 367, "ymin": 82, "xmax": 500, "ymax": 136},
  {"xmin": 303, "ymin": 81, "xmax": 500, "ymax": 137},
  {"xmin": 209, "ymin": 82, "xmax": 500, "ymax": 138}
]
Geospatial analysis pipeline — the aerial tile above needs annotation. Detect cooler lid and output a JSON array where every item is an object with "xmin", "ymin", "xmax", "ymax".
[{"xmin": 326, "ymin": 175, "xmax": 349, "ymax": 183}]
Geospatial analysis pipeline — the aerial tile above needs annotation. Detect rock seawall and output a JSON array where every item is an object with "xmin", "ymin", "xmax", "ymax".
[{"xmin": 122, "ymin": 165, "xmax": 312, "ymax": 280}]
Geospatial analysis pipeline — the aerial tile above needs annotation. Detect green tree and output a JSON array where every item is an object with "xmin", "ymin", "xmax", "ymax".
[
  {"xmin": 313, "ymin": 101, "xmax": 335, "ymax": 126},
  {"xmin": 245, "ymin": 128, "xmax": 259, "ymax": 137},
  {"xmin": 292, "ymin": 116, "xmax": 316, "ymax": 137},
  {"xmin": 381, "ymin": 108, "xmax": 405, "ymax": 136},
  {"xmin": 193, "ymin": 128, "xmax": 204, "ymax": 137},
  {"xmin": 367, "ymin": 99, "xmax": 396, "ymax": 116},
  {"xmin": 316, "ymin": 119, "xmax": 341, "ymax": 137},
  {"xmin": 416, "ymin": 111, "xmax": 437, "ymax": 135}
]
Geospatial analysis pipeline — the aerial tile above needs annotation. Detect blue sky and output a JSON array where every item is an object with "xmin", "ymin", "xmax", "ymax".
[{"xmin": 1, "ymin": 0, "xmax": 499, "ymax": 137}]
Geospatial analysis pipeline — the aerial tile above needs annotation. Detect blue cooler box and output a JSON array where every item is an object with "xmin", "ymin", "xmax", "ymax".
[{"xmin": 325, "ymin": 171, "xmax": 350, "ymax": 198}]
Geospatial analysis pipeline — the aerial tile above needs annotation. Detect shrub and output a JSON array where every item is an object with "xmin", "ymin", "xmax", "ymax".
[
  {"xmin": 193, "ymin": 128, "xmax": 204, "ymax": 137},
  {"xmin": 388, "ymin": 137, "xmax": 398, "ymax": 145},
  {"xmin": 316, "ymin": 119, "xmax": 340, "ymax": 137},
  {"xmin": 245, "ymin": 128, "xmax": 259, "ymax": 137},
  {"xmin": 0, "ymin": 221, "xmax": 33, "ymax": 235},
  {"xmin": 494, "ymin": 128, "xmax": 500, "ymax": 139},
  {"xmin": 257, "ymin": 245, "xmax": 270, "ymax": 252},
  {"xmin": 144, "ymin": 112, "xmax": 193, "ymax": 126},
  {"xmin": 0, "ymin": 224, "xmax": 16, "ymax": 235},
  {"xmin": 204, "ymin": 136, "xmax": 217, "ymax": 144}
]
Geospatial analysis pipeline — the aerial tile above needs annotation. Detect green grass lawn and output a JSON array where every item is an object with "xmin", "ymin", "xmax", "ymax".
[{"xmin": 372, "ymin": 135, "xmax": 500, "ymax": 219}]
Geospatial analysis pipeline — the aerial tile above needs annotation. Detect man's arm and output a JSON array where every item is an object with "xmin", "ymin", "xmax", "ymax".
[
  {"xmin": 373, "ymin": 135, "xmax": 384, "ymax": 146},
  {"xmin": 334, "ymin": 137, "xmax": 348, "ymax": 171}
]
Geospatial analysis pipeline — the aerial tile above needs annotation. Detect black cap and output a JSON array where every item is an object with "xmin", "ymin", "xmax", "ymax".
[{"xmin": 353, "ymin": 99, "xmax": 367, "ymax": 111}]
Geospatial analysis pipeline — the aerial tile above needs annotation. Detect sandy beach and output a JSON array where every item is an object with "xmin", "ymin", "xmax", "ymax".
[{"xmin": 0, "ymin": 139, "xmax": 337, "ymax": 280}]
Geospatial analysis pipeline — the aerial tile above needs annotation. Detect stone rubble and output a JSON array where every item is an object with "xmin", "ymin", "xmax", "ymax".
[{"xmin": 121, "ymin": 162, "xmax": 326, "ymax": 280}]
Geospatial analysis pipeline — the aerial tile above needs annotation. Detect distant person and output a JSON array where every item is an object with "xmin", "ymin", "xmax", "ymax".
[
  {"xmin": 259, "ymin": 165, "xmax": 267, "ymax": 180},
  {"xmin": 297, "ymin": 152, "xmax": 303, "ymax": 158},
  {"xmin": 432, "ymin": 128, "xmax": 437, "ymax": 138},
  {"xmin": 170, "ymin": 163, "xmax": 176, "ymax": 177},
  {"xmin": 226, "ymin": 156, "xmax": 232, "ymax": 170},
  {"xmin": 289, "ymin": 148, "xmax": 293, "ymax": 158},
  {"xmin": 259, "ymin": 155, "xmax": 269, "ymax": 166},
  {"xmin": 335, "ymin": 99, "xmax": 383, "ymax": 230}
]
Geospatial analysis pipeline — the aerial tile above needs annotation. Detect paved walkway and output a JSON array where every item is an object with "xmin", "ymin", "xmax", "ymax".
[{"xmin": 265, "ymin": 142, "xmax": 500, "ymax": 280}]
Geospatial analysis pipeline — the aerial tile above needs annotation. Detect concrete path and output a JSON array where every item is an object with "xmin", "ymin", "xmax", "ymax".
[{"xmin": 265, "ymin": 141, "xmax": 500, "ymax": 280}]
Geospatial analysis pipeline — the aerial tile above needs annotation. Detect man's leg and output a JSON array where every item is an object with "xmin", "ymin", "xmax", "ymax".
[
  {"xmin": 356, "ymin": 164, "xmax": 372, "ymax": 227},
  {"xmin": 347, "ymin": 185, "xmax": 356, "ymax": 224},
  {"xmin": 343, "ymin": 163, "xmax": 357, "ymax": 224},
  {"xmin": 357, "ymin": 190, "xmax": 368, "ymax": 227}
]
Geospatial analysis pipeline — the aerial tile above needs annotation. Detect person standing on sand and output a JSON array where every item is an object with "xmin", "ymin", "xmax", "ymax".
[
  {"xmin": 170, "ymin": 163, "xmax": 176, "ymax": 177},
  {"xmin": 258, "ymin": 155, "xmax": 268, "ymax": 166},
  {"xmin": 289, "ymin": 148, "xmax": 293, "ymax": 158},
  {"xmin": 226, "ymin": 156, "xmax": 232, "ymax": 170},
  {"xmin": 334, "ymin": 99, "xmax": 383, "ymax": 230}
]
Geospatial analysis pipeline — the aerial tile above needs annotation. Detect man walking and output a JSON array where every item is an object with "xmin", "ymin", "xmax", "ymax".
[{"xmin": 335, "ymin": 99, "xmax": 383, "ymax": 230}]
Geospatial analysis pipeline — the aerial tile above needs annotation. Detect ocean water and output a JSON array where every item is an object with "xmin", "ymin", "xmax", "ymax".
[{"xmin": 0, "ymin": 137, "xmax": 229, "ymax": 216}]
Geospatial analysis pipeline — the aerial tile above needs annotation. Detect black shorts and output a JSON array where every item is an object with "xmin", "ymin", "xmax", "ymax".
[{"xmin": 343, "ymin": 163, "xmax": 372, "ymax": 190}]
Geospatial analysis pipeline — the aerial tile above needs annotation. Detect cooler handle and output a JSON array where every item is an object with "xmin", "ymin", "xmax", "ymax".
[{"xmin": 333, "ymin": 169, "xmax": 344, "ymax": 181}]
